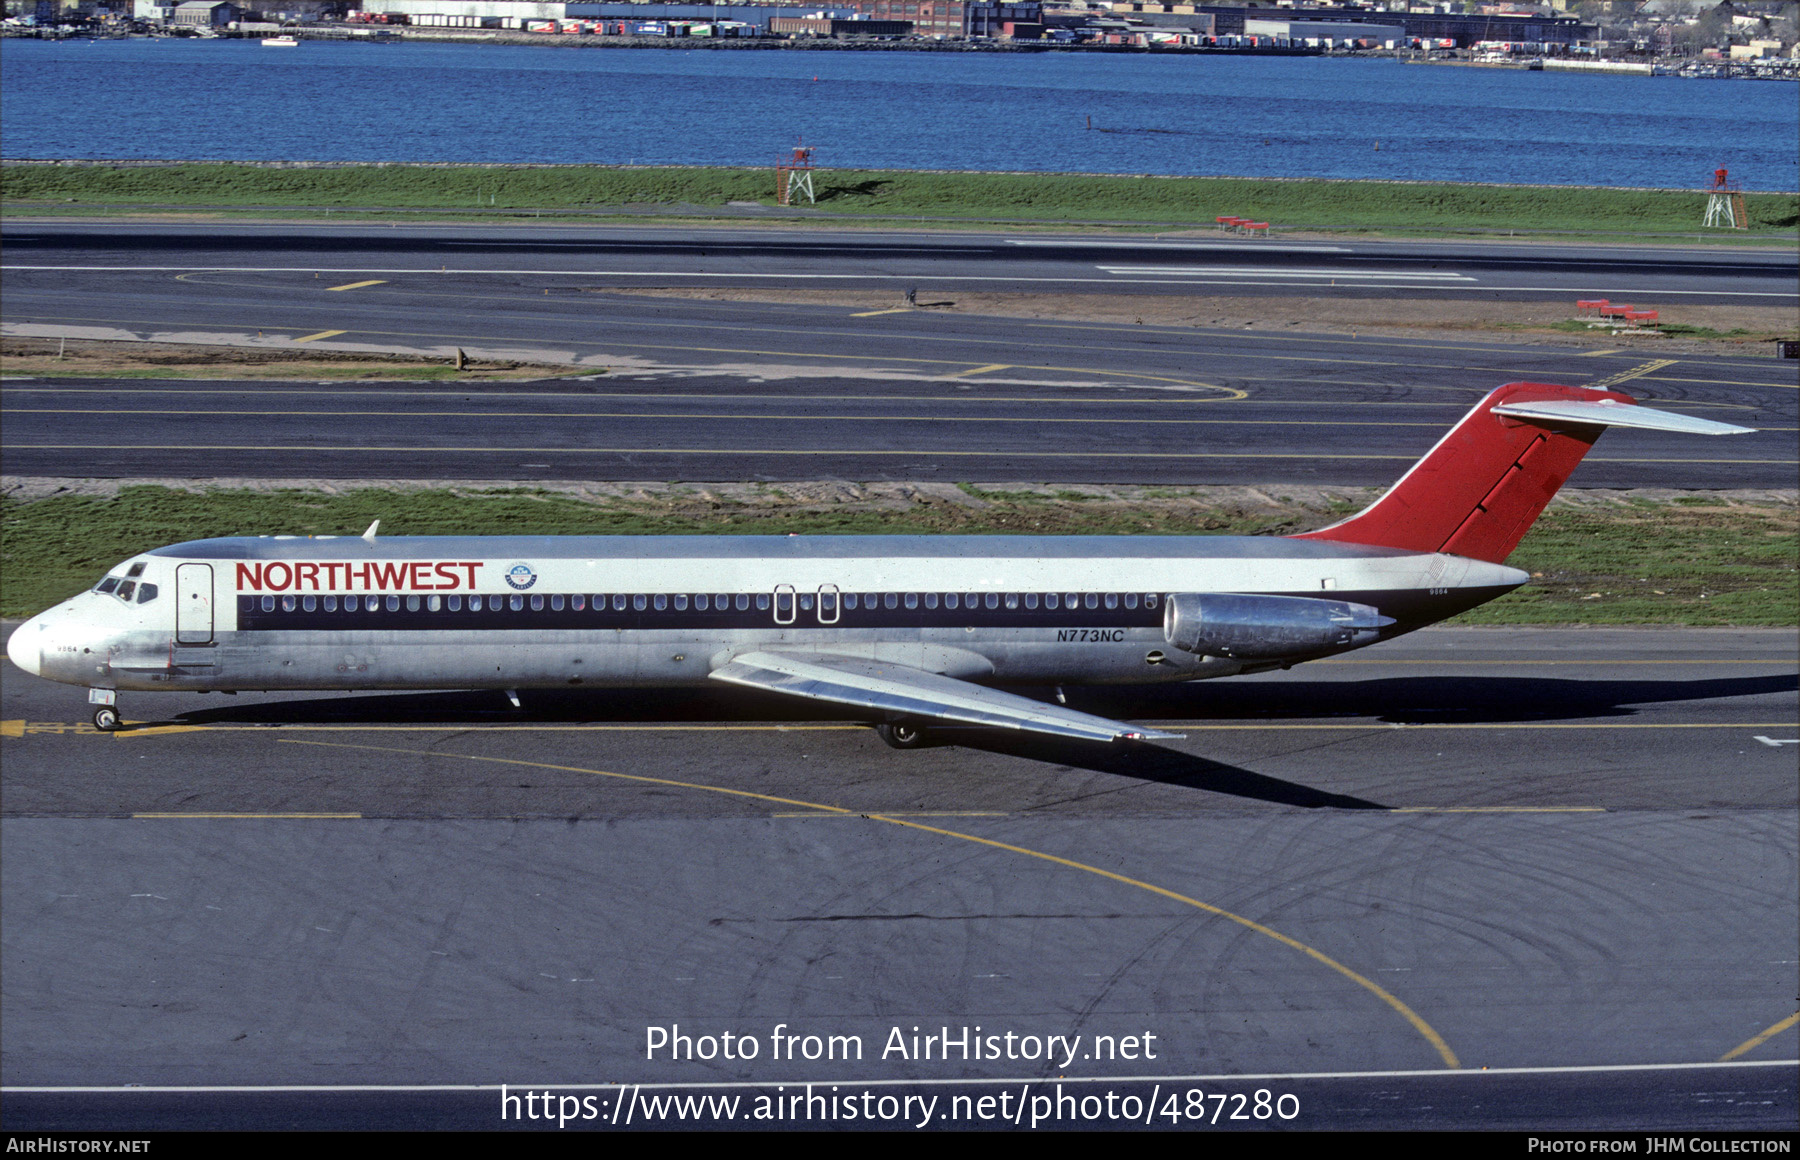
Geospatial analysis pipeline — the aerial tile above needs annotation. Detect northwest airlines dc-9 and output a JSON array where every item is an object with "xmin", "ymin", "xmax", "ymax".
[{"xmin": 7, "ymin": 383, "xmax": 1752, "ymax": 746}]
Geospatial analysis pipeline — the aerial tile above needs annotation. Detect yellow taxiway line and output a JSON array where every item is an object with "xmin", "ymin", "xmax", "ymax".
[
  {"xmin": 1720, "ymin": 1012, "xmax": 1800, "ymax": 1062},
  {"xmin": 277, "ymin": 736, "xmax": 1465, "ymax": 1070}
]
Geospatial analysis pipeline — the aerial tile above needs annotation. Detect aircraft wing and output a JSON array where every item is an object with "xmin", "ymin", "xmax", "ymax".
[{"xmin": 710, "ymin": 650, "xmax": 1184, "ymax": 744}]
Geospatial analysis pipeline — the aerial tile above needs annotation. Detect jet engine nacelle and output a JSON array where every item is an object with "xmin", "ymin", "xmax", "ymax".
[{"xmin": 1163, "ymin": 593, "xmax": 1393, "ymax": 660}]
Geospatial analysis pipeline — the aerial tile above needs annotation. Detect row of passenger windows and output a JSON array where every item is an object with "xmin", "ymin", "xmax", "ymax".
[{"xmin": 246, "ymin": 591, "xmax": 1164, "ymax": 614}]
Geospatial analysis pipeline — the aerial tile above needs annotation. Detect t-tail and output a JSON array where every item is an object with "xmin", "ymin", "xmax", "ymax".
[{"xmin": 1292, "ymin": 382, "xmax": 1754, "ymax": 564}]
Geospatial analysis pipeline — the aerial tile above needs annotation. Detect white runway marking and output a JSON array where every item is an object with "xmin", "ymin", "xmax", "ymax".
[
  {"xmin": 1007, "ymin": 239, "xmax": 1347, "ymax": 253},
  {"xmin": 1096, "ymin": 266, "xmax": 1476, "ymax": 282},
  {"xmin": 4, "ymin": 266, "xmax": 1795, "ymax": 298}
]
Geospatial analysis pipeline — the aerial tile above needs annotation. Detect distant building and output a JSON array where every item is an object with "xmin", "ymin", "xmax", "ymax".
[
  {"xmin": 836, "ymin": 0, "xmax": 1042, "ymax": 37},
  {"xmin": 171, "ymin": 0, "xmax": 241, "ymax": 21},
  {"xmin": 358, "ymin": 1, "xmax": 856, "ymax": 32},
  {"xmin": 1245, "ymin": 16, "xmax": 1406, "ymax": 43},
  {"xmin": 770, "ymin": 15, "xmax": 911, "ymax": 35}
]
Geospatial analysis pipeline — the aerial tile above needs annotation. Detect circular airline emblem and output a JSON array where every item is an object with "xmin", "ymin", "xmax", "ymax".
[{"xmin": 504, "ymin": 563, "xmax": 538, "ymax": 591}]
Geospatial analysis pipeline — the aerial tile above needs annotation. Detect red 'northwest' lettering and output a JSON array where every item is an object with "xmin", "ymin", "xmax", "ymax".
[{"xmin": 235, "ymin": 560, "xmax": 488, "ymax": 591}]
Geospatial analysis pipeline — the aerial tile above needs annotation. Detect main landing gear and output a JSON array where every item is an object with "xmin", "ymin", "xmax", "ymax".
[{"xmin": 876, "ymin": 721, "xmax": 930, "ymax": 750}]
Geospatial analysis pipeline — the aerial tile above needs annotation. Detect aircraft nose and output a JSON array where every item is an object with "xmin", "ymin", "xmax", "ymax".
[{"xmin": 7, "ymin": 616, "xmax": 45, "ymax": 677}]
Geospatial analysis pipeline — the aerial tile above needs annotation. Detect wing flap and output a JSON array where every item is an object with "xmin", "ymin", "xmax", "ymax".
[{"xmin": 711, "ymin": 650, "xmax": 1183, "ymax": 744}]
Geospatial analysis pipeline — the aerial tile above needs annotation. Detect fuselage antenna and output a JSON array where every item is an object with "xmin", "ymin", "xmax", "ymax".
[{"xmin": 362, "ymin": 520, "xmax": 380, "ymax": 545}]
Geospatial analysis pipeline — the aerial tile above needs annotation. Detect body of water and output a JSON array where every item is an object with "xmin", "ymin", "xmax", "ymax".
[{"xmin": 3, "ymin": 38, "xmax": 1796, "ymax": 189}]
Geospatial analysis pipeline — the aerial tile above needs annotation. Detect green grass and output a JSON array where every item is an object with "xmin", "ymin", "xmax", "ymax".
[
  {"xmin": 4, "ymin": 486, "xmax": 1792, "ymax": 625},
  {"xmin": 5, "ymin": 162, "xmax": 1796, "ymax": 237}
]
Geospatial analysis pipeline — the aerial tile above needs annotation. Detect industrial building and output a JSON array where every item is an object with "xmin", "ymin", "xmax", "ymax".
[
  {"xmin": 171, "ymin": 0, "xmax": 242, "ymax": 22},
  {"xmin": 358, "ymin": 1, "xmax": 853, "ymax": 30},
  {"xmin": 1109, "ymin": 3, "xmax": 1594, "ymax": 46},
  {"xmin": 353, "ymin": 0, "xmax": 1045, "ymax": 38}
]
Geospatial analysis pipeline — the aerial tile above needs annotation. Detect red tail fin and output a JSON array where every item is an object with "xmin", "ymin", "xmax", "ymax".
[{"xmin": 1293, "ymin": 382, "xmax": 1631, "ymax": 564}]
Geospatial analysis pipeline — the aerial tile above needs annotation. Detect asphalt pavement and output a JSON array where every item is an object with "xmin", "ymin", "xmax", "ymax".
[{"xmin": 3, "ymin": 627, "xmax": 1794, "ymax": 1129}]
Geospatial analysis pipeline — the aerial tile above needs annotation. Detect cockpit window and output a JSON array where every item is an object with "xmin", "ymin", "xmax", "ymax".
[
  {"xmin": 136, "ymin": 583, "xmax": 158, "ymax": 604},
  {"xmin": 115, "ymin": 580, "xmax": 137, "ymax": 601},
  {"xmin": 126, "ymin": 562, "xmax": 146, "ymax": 578},
  {"xmin": 94, "ymin": 578, "xmax": 120, "ymax": 594}
]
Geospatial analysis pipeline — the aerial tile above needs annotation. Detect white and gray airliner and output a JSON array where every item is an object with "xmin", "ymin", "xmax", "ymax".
[{"xmin": 7, "ymin": 383, "xmax": 1750, "ymax": 746}]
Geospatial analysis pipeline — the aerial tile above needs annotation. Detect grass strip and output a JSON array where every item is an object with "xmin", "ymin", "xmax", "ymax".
[
  {"xmin": 5, "ymin": 162, "xmax": 1796, "ymax": 236},
  {"xmin": 4, "ymin": 484, "xmax": 1792, "ymax": 625}
]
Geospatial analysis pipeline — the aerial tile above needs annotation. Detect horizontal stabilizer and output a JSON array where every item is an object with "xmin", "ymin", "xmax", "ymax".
[
  {"xmin": 711, "ymin": 650, "xmax": 1183, "ymax": 744},
  {"xmin": 1293, "ymin": 382, "xmax": 1759, "ymax": 565},
  {"xmin": 1491, "ymin": 399, "xmax": 1755, "ymax": 436}
]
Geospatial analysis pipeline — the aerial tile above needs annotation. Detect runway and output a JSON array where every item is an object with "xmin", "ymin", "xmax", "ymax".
[
  {"xmin": 3, "ymin": 626, "xmax": 1795, "ymax": 1129},
  {"xmin": 5, "ymin": 222, "xmax": 1797, "ymax": 302},
  {"xmin": 5, "ymin": 223, "xmax": 1794, "ymax": 486},
  {"xmin": 3, "ymin": 367, "xmax": 1794, "ymax": 487},
  {"xmin": 6, "ymin": 222, "xmax": 1796, "ymax": 486}
]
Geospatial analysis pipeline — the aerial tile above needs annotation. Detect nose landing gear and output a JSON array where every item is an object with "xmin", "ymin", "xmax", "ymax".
[{"xmin": 88, "ymin": 688, "xmax": 120, "ymax": 732}]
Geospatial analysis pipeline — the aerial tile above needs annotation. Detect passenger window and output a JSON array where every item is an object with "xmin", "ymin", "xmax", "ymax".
[
  {"xmin": 407, "ymin": 595, "xmax": 421, "ymax": 612},
  {"xmin": 632, "ymin": 594, "xmax": 645, "ymax": 611},
  {"xmin": 800, "ymin": 594, "xmax": 814, "ymax": 611},
  {"xmin": 1064, "ymin": 593, "xmax": 1078, "ymax": 608},
  {"xmin": 325, "ymin": 595, "xmax": 339, "ymax": 612},
  {"xmin": 985, "ymin": 593, "xmax": 999, "ymax": 610},
  {"xmin": 283, "ymin": 595, "xmax": 297, "ymax": 612},
  {"xmin": 1046, "ymin": 593, "xmax": 1059, "ymax": 609},
  {"xmin": 613, "ymin": 595, "xmax": 627, "ymax": 611},
  {"xmin": 95, "ymin": 578, "xmax": 120, "ymax": 594},
  {"xmin": 551, "ymin": 594, "xmax": 565, "ymax": 611},
  {"xmin": 1145, "ymin": 593, "xmax": 1159, "ymax": 608},
  {"xmin": 844, "ymin": 593, "xmax": 858, "ymax": 610},
  {"xmin": 138, "ymin": 583, "xmax": 159, "ymax": 604},
  {"xmin": 1105, "ymin": 593, "xmax": 1118, "ymax": 610},
  {"xmin": 445, "ymin": 595, "xmax": 457, "ymax": 611},
  {"xmin": 428, "ymin": 595, "xmax": 441, "ymax": 612},
  {"xmin": 344, "ymin": 595, "xmax": 358, "ymax": 612},
  {"xmin": 1084, "ymin": 593, "xmax": 1098, "ymax": 610},
  {"xmin": 673, "ymin": 594, "xmax": 687, "ymax": 611},
  {"xmin": 303, "ymin": 595, "xmax": 316, "ymax": 612},
  {"xmin": 571, "ymin": 595, "xmax": 585, "ymax": 611},
  {"xmin": 1025, "ymin": 593, "xmax": 1039, "ymax": 609},
  {"xmin": 531, "ymin": 595, "xmax": 544, "ymax": 612},
  {"xmin": 1004, "ymin": 593, "xmax": 1018, "ymax": 610},
  {"xmin": 654, "ymin": 594, "xmax": 667, "ymax": 611},
  {"xmin": 117, "ymin": 581, "xmax": 137, "ymax": 602},
  {"xmin": 925, "ymin": 592, "xmax": 939, "ymax": 610},
  {"xmin": 945, "ymin": 592, "xmax": 959, "ymax": 609},
  {"xmin": 388, "ymin": 596, "xmax": 402, "ymax": 612},
  {"xmin": 262, "ymin": 595, "xmax": 275, "ymax": 612},
  {"xmin": 695, "ymin": 594, "xmax": 709, "ymax": 611},
  {"xmin": 903, "ymin": 592, "xmax": 917, "ymax": 610},
  {"xmin": 1124, "ymin": 593, "xmax": 1138, "ymax": 609},
  {"xmin": 465, "ymin": 595, "xmax": 479, "ymax": 611},
  {"xmin": 509, "ymin": 594, "xmax": 523, "ymax": 611}
]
